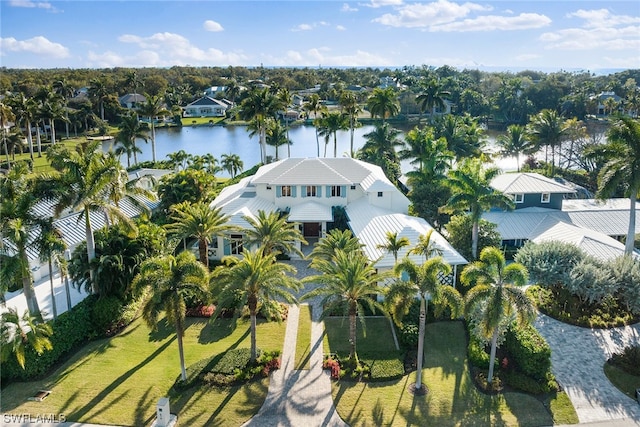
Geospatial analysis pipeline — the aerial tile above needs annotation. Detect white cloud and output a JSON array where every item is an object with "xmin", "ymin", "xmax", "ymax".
[
  {"xmin": 263, "ymin": 48, "xmax": 392, "ymax": 67},
  {"xmin": 341, "ymin": 3, "xmax": 358, "ymax": 12},
  {"xmin": 540, "ymin": 8, "xmax": 640, "ymax": 52},
  {"xmin": 364, "ymin": 0, "xmax": 404, "ymax": 9},
  {"xmin": 8, "ymin": 0, "xmax": 54, "ymax": 9},
  {"xmin": 336, "ymin": 25, "xmax": 346, "ymax": 31},
  {"xmin": 373, "ymin": 0, "xmax": 491, "ymax": 28},
  {"xmin": 0, "ymin": 36, "xmax": 69, "ymax": 57},
  {"xmin": 430, "ymin": 13, "xmax": 551, "ymax": 32},
  {"xmin": 292, "ymin": 24, "xmax": 313, "ymax": 32},
  {"xmin": 203, "ymin": 20, "xmax": 224, "ymax": 32}
]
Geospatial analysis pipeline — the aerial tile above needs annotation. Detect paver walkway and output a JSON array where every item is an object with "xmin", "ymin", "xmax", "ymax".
[
  {"xmin": 535, "ymin": 313, "xmax": 640, "ymax": 424},
  {"xmin": 242, "ymin": 261, "xmax": 348, "ymax": 427}
]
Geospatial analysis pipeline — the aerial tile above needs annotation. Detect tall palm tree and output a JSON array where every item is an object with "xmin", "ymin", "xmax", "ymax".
[
  {"xmin": 303, "ymin": 93, "xmax": 326, "ymax": 157},
  {"xmin": 303, "ymin": 249, "xmax": 392, "ymax": 362},
  {"xmin": 309, "ymin": 229, "xmax": 363, "ymax": 261},
  {"xmin": 242, "ymin": 210, "xmax": 306, "ymax": 258},
  {"xmin": 213, "ymin": 248, "xmax": 300, "ymax": 362},
  {"xmin": 497, "ymin": 124, "xmax": 535, "ymax": 172},
  {"xmin": 527, "ymin": 109, "xmax": 568, "ymax": 175},
  {"xmin": 444, "ymin": 159, "xmax": 514, "ymax": 259},
  {"xmin": 53, "ymin": 78, "xmax": 75, "ymax": 139},
  {"xmin": 116, "ymin": 112, "xmax": 148, "ymax": 167},
  {"xmin": 387, "ymin": 257, "xmax": 462, "ymax": 392},
  {"xmin": 47, "ymin": 141, "xmax": 134, "ymax": 294},
  {"xmin": 340, "ymin": 91, "xmax": 362, "ymax": 157},
  {"xmin": 317, "ymin": 111, "xmax": 348, "ymax": 157},
  {"xmin": 409, "ymin": 229, "xmax": 443, "ymax": 260},
  {"xmin": 8, "ymin": 93, "xmax": 35, "ymax": 161},
  {"xmin": 88, "ymin": 77, "xmax": 109, "ymax": 121},
  {"xmin": 462, "ymin": 247, "xmax": 534, "ymax": 384},
  {"xmin": 358, "ymin": 122, "xmax": 403, "ymax": 182},
  {"xmin": 0, "ymin": 308, "xmax": 53, "ymax": 370},
  {"xmin": 265, "ymin": 117, "xmax": 290, "ymax": 160},
  {"xmin": 596, "ymin": 116, "xmax": 640, "ymax": 255},
  {"xmin": 167, "ymin": 150, "xmax": 190, "ymax": 172},
  {"xmin": 166, "ymin": 202, "xmax": 234, "ymax": 268},
  {"xmin": 277, "ymin": 87, "xmax": 293, "ymax": 158},
  {"xmin": 0, "ymin": 101, "xmax": 16, "ymax": 167},
  {"xmin": 239, "ymin": 88, "xmax": 280, "ymax": 163},
  {"xmin": 133, "ymin": 251, "xmax": 209, "ymax": 381},
  {"xmin": 37, "ymin": 221, "xmax": 66, "ymax": 319},
  {"xmin": 367, "ymin": 87, "xmax": 400, "ymax": 123},
  {"xmin": 416, "ymin": 78, "xmax": 450, "ymax": 124},
  {"xmin": 377, "ymin": 231, "xmax": 410, "ymax": 265},
  {"xmin": 221, "ymin": 153, "xmax": 243, "ymax": 178},
  {"xmin": 138, "ymin": 93, "xmax": 169, "ymax": 163}
]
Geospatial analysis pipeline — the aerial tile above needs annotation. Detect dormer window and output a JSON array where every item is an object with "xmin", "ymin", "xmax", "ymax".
[
  {"xmin": 377, "ymin": 192, "xmax": 383, "ymax": 197},
  {"xmin": 541, "ymin": 193, "xmax": 550, "ymax": 203},
  {"xmin": 514, "ymin": 193, "xmax": 524, "ymax": 204}
]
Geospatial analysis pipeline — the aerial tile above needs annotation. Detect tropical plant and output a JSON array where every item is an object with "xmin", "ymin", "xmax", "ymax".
[
  {"xmin": 416, "ymin": 78, "xmax": 450, "ymax": 124},
  {"xmin": 265, "ymin": 117, "xmax": 290, "ymax": 160},
  {"xmin": 303, "ymin": 93, "xmax": 326, "ymax": 157},
  {"xmin": 444, "ymin": 159, "xmax": 514, "ymax": 259},
  {"xmin": 7, "ymin": 93, "xmax": 36, "ymax": 161},
  {"xmin": 115, "ymin": 112, "xmax": 148, "ymax": 167},
  {"xmin": 166, "ymin": 201, "xmax": 234, "ymax": 268},
  {"xmin": 309, "ymin": 229, "xmax": 363, "ymax": 261},
  {"xmin": 317, "ymin": 111, "xmax": 348, "ymax": 157},
  {"xmin": 377, "ymin": 231, "xmax": 410, "ymax": 265},
  {"xmin": 133, "ymin": 251, "xmax": 210, "ymax": 381},
  {"xmin": 221, "ymin": 153, "xmax": 244, "ymax": 178},
  {"xmin": 37, "ymin": 221, "xmax": 66, "ymax": 319},
  {"xmin": 88, "ymin": 77, "xmax": 110, "ymax": 121},
  {"xmin": 339, "ymin": 91, "xmax": 362, "ymax": 157},
  {"xmin": 462, "ymin": 247, "xmax": 535, "ymax": 384},
  {"xmin": 0, "ymin": 307, "xmax": 53, "ymax": 370},
  {"xmin": 357, "ymin": 122, "xmax": 403, "ymax": 182},
  {"xmin": 595, "ymin": 116, "xmax": 640, "ymax": 255},
  {"xmin": 303, "ymin": 249, "xmax": 392, "ymax": 361},
  {"xmin": 527, "ymin": 109, "xmax": 568, "ymax": 175},
  {"xmin": 0, "ymin": 101, "xmax": 16, "ymax": 167},
  {"xmin": 212, "ymin": 248, "xmax": 300, "ymax": 362},
  {"xmin": 242, "ymin": 210, "xmax": 306, "ymax": 258},
  {"xmin": 239, "ymin": 88, "xmax": 280, "ymax": 163},
  {"xmin": 497, "ymin": 124, "xmax": 536, "ymax": 172},
  {"xmin": 138, "ymin": 93, "xmax": 169, "ymax": 163},
  {"xmin": 387, "ymin": 257, "xmax": 462, "ymax": 391},
  {"xmin": 367, "ymin": 87, "xmax": 400, "ymax": 123}
]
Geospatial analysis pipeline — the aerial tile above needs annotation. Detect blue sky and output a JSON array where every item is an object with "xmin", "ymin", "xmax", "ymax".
[{"xmin": 1, "ymin": 0, "xmax": 638, "ymax": 72}]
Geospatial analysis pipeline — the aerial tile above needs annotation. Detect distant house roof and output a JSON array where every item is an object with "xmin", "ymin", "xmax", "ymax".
[
  {"xmin": 185, "ymin": 96, "xmax": 229, "ymax": 108},
  {"xmin": 119, "ymin": 93, "xmax": 146, "ymax": 105},
  {"xmin": 346, "ymin": 198, "xmax": 467, "ymax": 269},
  {"xmin": 491, "ymin": 172, "xmax": 576, "ymax": 194}
]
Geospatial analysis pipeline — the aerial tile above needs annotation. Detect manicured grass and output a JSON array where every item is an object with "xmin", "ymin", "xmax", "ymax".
[
  {"xmin": 323, "ymin": 316, "xmax": 398, "ymax": 357},
  {"xmin": 294, "ymin": 304, "xmax": 312, "ymax": 370},
  {"xmin": 182, "ymin": 117, "xmax": 225, "ymax": 126},
  {"xmin": 604, "ymin": 362, "xmax": 640, "ymax": 400},
  {"xmin": 329, "ymin": 321, "xmax": 575, "ymax": 427},
  {"xmin": 547, "ymin": 391, "xmax": 580, "ymax": 425},
  {"xmin": 0, "ymin": 315, "xmax": 286, "ymax": 426}
]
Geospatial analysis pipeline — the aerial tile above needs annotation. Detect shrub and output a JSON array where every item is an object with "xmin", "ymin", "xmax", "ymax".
[
  {"xmin": 323, "ymin": 356, "xmax": 341, "ymax": 380},
  {"xmin": 186, "ymin": 304, "xmax": 215, "ymax": 318},
  {"xmin": 398, "ymin": 323, "xmax": 419, "ymax": 348},
  {"xmin": 467, "ymin": 335, "xmax": 491, "ymax": 370},
  {"xmin": 515, "ymin": 241, "xmax": 584, "ymax": 288},
  {"xmin": 504, "ymin": 324, "xmax": 551, "ymax": 381},
  {"xmin": 502, "ymin": 370, "xmax": 558, "ymax": 395},
  {"xmin": 609, "ymin": 345, "xmax": 640, "ymax": 376},
  {"xmin": 90, "ymin": 295, "xmax": 125, "ymax": 336},
  {"xmin": 368, "ymin": 358, "xmax": 404, "ymax": 381}
]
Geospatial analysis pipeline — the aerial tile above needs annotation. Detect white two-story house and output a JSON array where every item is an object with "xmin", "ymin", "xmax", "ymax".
[{"xmin": 209, "ymin": 157, "xmax": 467, "ymax": 282}]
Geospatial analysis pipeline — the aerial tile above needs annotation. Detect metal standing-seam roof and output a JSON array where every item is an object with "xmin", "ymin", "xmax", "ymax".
[
  {"xmin": 346, "ymin": 198, "xmax": 467, "ymax": 269},
  {"xmin": 491, "ymin": 172, "xmax": 576, "ymax": 194},
  {"xmin": 288, "ymin": 201, "xmax": 333, "ymax": 222}
]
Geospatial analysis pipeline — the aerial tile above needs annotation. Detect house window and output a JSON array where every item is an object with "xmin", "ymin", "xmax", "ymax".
[
  {"xmin": 514, "ymin": 193, "xmax": 524, "ymax": 203},
  {"xmin": 266, "ymin": 186, "xmax": 272, "ymax": 190},
  {"xmin": 331, "ymin": 185, "xmax": 342, "ymax": 197},
  {"xmin": 541, "ymin": 193, "xmax": 550, "ymax": 203},
  {"xmin": 306, "ymin": 186, "xmax": 317, "ymax": 197},
  {"xmin": 229, "ymin": 234, "xmax": 243, "ymax": 255},
  {"xmin": 377, "ymin": 191, "xmax": 383, "ymax": 197},
  {"xmin": 350, "ymin": 185, "xmax": 356, "ymax": 190},
  {"xmin": 281, "ymin": 185, "xmax": 292, "ymax": 197}
]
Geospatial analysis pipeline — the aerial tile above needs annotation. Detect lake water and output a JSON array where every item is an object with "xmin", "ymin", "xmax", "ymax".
[{"xmin": 105, "ymin": 123, "xmax": 516, "ymax": 177}]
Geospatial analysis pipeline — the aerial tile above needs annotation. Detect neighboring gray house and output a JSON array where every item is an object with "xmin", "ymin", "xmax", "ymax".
[
  {"xmin": 119, "ymin": 93, "xmax": 147, "ymax": 110},
  {"xmin": 183, "ymin": 96, "xmax": 231, "ymax": 118},
  {"xmin": 490, "ymin": 172, "xmax": 576, "ymax": 210}
]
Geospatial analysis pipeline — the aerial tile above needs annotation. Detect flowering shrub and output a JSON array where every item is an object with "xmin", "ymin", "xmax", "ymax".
[
  {"xmin": 185, "ymin": 304, "xmax": 215, "ymax": 318},
  {"xmin": 323, "ymin": 357, "xmax": 341, "ymax": 380},
  {"xmin": 258, "ymin": 350, "xmax": 281, "ymax": 377}
]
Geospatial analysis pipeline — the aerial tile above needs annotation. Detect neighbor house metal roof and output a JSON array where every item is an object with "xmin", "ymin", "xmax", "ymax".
[{"xmin": 491, "ymin": 172, "xmax": 576, "ymax": 194}]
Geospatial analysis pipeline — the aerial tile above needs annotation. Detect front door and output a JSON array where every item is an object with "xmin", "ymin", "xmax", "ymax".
[{"xmin": 303, "ymin": 222, "xmax": 320, "ymax": 238}]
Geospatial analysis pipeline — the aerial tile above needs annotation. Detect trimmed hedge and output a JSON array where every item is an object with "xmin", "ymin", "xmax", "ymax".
[
  {"xmin": 504, "ymin": 324, "xmax": 551, "ymax": 381},
  {"xmin": 368, "ymin": 357, "xmax": 405, "ymax": 381},
  {"xmin": 467, "ymin": 335, "xmax": 491, "ymax": 370}
]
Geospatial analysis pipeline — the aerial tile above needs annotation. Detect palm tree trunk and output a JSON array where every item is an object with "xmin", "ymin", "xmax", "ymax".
[
  {"xmin": 133, "ymin": 141, "xmax": 138, "ymax": 166},
  {"xmin": 415, "ymin": 297, "xmax": 427, "ymax": 390},
  {"xmin": 50, "ymin": 118, "xmax": 56, "ymax": 145},
  {"xmin": 471, "ymin": 220, "xmax": 479, "ymax": 260},
  {"xmin": 260, "ymin": 128, "xmax": 267, "ymax": 164},
  {"xmin": 334, "ymin": 133, "xmax": 338, "ymax": 158},
  {"xmin": 626, "ymin": 190, "xmax": 638, "ymax": 254},
  {"xmin": 315, "ymin": 124, "xmax": 320, "ymax": 157},
  {"xmin": 249, "ymin": 295, "xmax": 258, "ymax": 362},
  {"xmin": 198, "ymin": 239, "xmax": 209, "ymax": 268},
  {"xmin": 350, "ymin": 119, "xmax": 355, "ymax": 158},
  {"xmin": 25, "ymin": 120, "xmax": 34, "ymax": 161},
  {"xmin": 150, "ymin": 121, "xmax": 157, "ymax": 163},
  {"xmin": 487, "ymin": 328, "xmax": 499, "ymax": 384},
  {"xmin": 176, "ymin": 315, "xmax": 187, "ymax": 382},
  {"xmin": 349, "ymin": 304, "xmax": 357, "ymax": 361},
  {"xmin": 85, "ymin": 209, "xmax": 97, "ymax": 294},
  {"xmin": 48, "ymin": 258, "xmax": 57, "ymax": 319},
  {"xmin": 35, "ymin": 126, "xmax": 42, "ymax": 157}
]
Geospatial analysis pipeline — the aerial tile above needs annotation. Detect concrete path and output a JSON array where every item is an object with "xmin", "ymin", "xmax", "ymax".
[
  {"xmin": 535, "ymin": 313, "xmax": 640, "ymax": 424},
  {"xmin": 242, "ymin": 260, "xmax": 348, "ymax": 427}
]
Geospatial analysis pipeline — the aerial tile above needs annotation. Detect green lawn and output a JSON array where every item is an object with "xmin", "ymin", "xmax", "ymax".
[
  {"xmin": 328, "ymin": 320, "xmax": 577, "ymax": 427},
  {"xmin": 294, "ymin": 304, "xmax": 312, "ymax": 370},
  {"xmin": 0, "ymin": 315, "xmax": 286, "ymax": 426},
  {"xmin": 604, "ymin": 363, "xmax": 640, "ymax": 400}
]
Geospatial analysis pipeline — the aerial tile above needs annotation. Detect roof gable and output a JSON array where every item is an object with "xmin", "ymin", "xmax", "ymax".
[
  {"xmin": 186, "ymin": 96, "xmax": 227, "ymax": 107},
  {"xmin": 491, "ymin": 172, "xmax": 576, "ymax": 194}
]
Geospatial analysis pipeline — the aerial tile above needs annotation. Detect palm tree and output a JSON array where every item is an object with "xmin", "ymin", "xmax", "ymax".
[
  {"xmin": 166, "ymin": 202, "xmax": 234, "ymax": 268},
  {"xmin": 277, "ymin": 87, "xmax": 293, "ymax": 158},
  {"xmin": 309, "ymin": 229, "xmax": 363, "ymax": 261},
  {"xmin": 221, "ymin": 153, "xmax": 243, "ymax": 178},
  {"xmin": 133, "ymin": 251, "xmax": 209, "ymax": 381},
  {"xmin": 239, "ymin": 88, "xmax": 280, "ymax": 163},
  {"xmin": 265, "ymin": 117, "xmax": 290, "ymax": 160},
  {"xmin": 303, "ymin": 94, "xmax": 326, "ymax": 157},
  {"xmin": 387, "ymin": 257, "xmax": 462, "ymax": 392},
  {"xmin": 242, "ymin": 210, "xmax": 306, "ymax": 258},
  {"xmin": 358, "ymin": 122, "xmax": 403, "ymax": 182},
  {"xmin": 462, "ymin": 247, "xmax": 535, "ymax": 384},
  {"xmin": 409, "ymin": 229, "xmax": 443, "ymax": 260},
  {"xmin": 88, "ymin": 77, "xmax": 109, "ymax": 121},
  {"xmin": 115, "ymin": 112, "xmax": 148, "ymax": 167},
  {"xmin": 497, "ymin": 124, "xmax": 535, "ymax": 172},
  {"xmin": 527, "ymin": 109, "xmax": 568, "ymax": 175},
  {"xmin": 8, "ymin": 93, "xmax": 35, "ymax": 161},
  {"xmin": 37, "ymin": 221, "xmax": 66, "ymax": 319},
  {"xmin": 444, "ymin": 159, "xmax": 514, "ymax": 259},
  {"xmin": 367, "ymin": 87, "xmax": 400, "ymax": 123},
  {"xmin": 340, "ymin": 91, "xmax": 362, "ymax": 157},
  {"xmin": 0, "ymin": 308, "xmax": 53, "ymax": 370},
  {"xmin": 213, "ymin": 248, "xmax": 300, "ymax": 362},
  {"xmin": 303, "ymin": 249, "xmax": 391, "ymax": 362},
  {"xmin": 53, "ymin": 78, "xmax": 75, "ymax": 139},
  {"xmin": 47, "ymin": 141, "xmax": 135, "ymax": 294},
  {"xmin": 138, "ymin": 93, "xmax": 169, "ymax": 163},
  {"xmin": 0, "ymin": 101, "xmax": 16, "ymax": 167},
  {"xmin": 416, "ymin": 78, "xmax": 450, "ymax": 124},
  {"xmin": 317, "ymin": 111, "xmax": 348, "ymax": 157},
  {"xmin": 596, "ymin": 116, "xmax": 640, "ymax": 255},
  {"xmin": 377, "ymin": 231, "xmax": 410, "ymax": 265}
]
